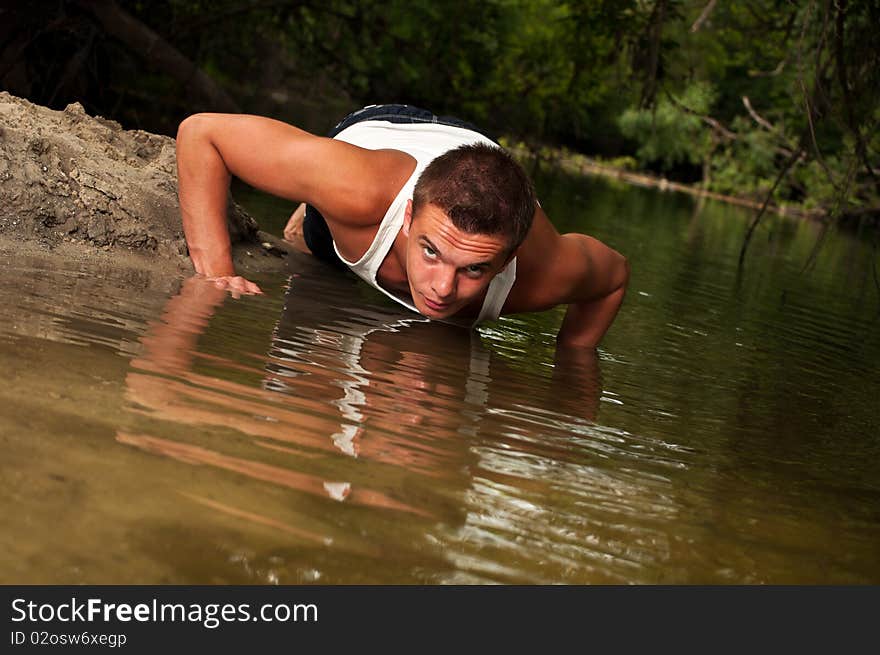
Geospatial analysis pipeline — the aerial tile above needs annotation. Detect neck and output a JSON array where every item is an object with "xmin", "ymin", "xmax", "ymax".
[{"xmin": 374, "ymin": 225, "xmax": 411, "ymax": 293}]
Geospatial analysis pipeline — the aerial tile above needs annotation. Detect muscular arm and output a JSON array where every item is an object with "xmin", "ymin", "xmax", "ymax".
[
  {"xmin": 175, "ymin": 113, "xmax": 413, "ymax": 288},
  {"xmin": 554, "ymin": 233, "xmax": 630, "ymax": 348},
  {"xmin": 511, "ymin": 207, "xmax": 629, "ymax": 349}
]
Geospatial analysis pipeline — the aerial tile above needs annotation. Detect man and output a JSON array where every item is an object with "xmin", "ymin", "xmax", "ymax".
[{"xmin": 176, "ymin": 104, "xmax": 629, "ymax": 348}]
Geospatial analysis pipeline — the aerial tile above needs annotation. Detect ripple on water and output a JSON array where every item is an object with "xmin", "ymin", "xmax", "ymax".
[{"xmin": 3, "ymin": 187, "xmax": 880, "ymax": 583}]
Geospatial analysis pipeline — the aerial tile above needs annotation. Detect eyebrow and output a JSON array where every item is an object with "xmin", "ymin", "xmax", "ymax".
[{"xmin": 419, "ymin": 236, "xmax": 492, "ymax": 268}]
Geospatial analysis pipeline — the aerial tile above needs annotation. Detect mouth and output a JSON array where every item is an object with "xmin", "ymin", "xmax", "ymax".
[{"xmin": 422, "ymin": 296, "xmax": 451, "ymax": 313}]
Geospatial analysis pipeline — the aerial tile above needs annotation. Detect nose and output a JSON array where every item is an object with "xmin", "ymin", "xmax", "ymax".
[{"xmin": 431, "ymin": 267, "xmax": 456, "ymax": 300}]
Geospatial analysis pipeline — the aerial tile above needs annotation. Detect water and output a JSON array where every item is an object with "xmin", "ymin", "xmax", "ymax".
[{"xmin": 1, "ymin": 170, "xmax": 878, "ymax": 584}]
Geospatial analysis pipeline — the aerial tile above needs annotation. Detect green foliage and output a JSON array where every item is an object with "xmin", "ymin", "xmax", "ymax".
[
  {"xmin": 709, "ymin": 117, "xmax": 780, "ymax": 200},
  {"xmin": 605, "ymin": 156, "xmax": 639, "ymax": 171},
  {"xmin": 618, "ymin": 82, "xmax": 716, "ymax": 169},
  {"xmin": 5, "ymin": 0, "xmax": 878, "ymax": 219}
]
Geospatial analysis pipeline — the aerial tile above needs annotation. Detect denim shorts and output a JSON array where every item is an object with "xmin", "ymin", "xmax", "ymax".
[{"xmin": 302, "ymin": 104, "xmax": 495, "ymax": 268}]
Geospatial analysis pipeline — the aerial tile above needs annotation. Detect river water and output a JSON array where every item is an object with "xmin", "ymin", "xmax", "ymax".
[{"xmin": 1, "ymin": 170, "xmax": 878, "ymax": 584}]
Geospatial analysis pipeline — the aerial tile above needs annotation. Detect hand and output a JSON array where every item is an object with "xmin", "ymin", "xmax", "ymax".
[
  {"xmin": 551, "ymin": 345, "xmax": 601, "ymax": 421},
  {"xmin": 205, "ymin": 275, "xmax": 263, "ymax": 297}
]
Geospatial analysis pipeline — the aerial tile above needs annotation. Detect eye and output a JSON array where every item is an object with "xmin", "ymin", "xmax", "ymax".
[
  {"xmin": 422, "ymin": 245, "xmax": 437, "ymax": 259},
  {"xmin": 464, "ymin": 265, "xmax": 485, "ymax": 278}
]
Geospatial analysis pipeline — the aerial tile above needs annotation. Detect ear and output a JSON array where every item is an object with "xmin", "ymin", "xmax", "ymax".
[{"xmin": 403, "ymin": 199, "xmax": 413, "ymax": 236}]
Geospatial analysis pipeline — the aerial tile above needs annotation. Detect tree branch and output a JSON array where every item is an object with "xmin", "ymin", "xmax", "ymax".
[
  {"xmin": 833, "ymin": 0, "xmax": 880, "ymax": 194},
  {"xmin": 749, "ymin": 58, "xmax": 787, "ymax": 78},
  {"xmin": 75, "ymin": 0, "xmax": 240, "ymax": 113},
  {"xmin": 639, "ymin": 0, "xmax": 669, "ymax": 108},
  {"xmin": 666, "ymin": 91, "xmax": 737, "ymax": 140},
  {"xmin": 741, "ymin": 95, "xmax": 777, "ymax": 132},
  {"xmin": 800, "ymin": 77, "xmax": 839, "ymax": 192},
  {"xmin": 690, "ymin": 0, "xmax": 717, "ymax": 32},
  {"xmin": 738, "ymin": 149, "xmax": 804, "ymax": 268}
]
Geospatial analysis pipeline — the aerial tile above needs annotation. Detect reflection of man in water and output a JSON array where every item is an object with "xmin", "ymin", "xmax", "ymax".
[
  {"xmin": 120, "ymin": 275, "xmax": 602, "ymax": 525},
  {"xmin": 176, "ymin": 104, "xmax": 630, "ymax": 349}
]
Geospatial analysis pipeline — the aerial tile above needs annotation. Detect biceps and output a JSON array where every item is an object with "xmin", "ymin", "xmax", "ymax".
[
  {"xmin": 559, "ymin": 234, "xmax": 629, "ymax": 303},
  {"xmin": 181, "ymin": 113, "xmax": 383, "ymax": 219}
]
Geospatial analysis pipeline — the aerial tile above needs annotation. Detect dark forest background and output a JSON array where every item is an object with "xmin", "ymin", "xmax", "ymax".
[{"xmin": 2, "ymin": 0, "xmax": 878, "ymax": 221}]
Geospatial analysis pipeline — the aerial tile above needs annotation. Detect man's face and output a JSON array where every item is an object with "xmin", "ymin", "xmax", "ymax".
[{"xmin": 403, "ymin": 201, "xmax": 511, "ymax": 320}]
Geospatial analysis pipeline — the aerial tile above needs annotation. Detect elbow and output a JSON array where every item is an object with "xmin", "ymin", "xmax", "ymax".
[
  {"xmin": 176, "ymin": 113, "xmax": 218, "ymax": 148},
  {"xmin": 615, "ymin": 253, "xmax": 630, "ymax": 294}
]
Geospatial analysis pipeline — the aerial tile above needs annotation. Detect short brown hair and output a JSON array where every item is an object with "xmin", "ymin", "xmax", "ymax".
[{"xmin": 412, "ymin": 143, "xmax": 536, "ymax": 251}]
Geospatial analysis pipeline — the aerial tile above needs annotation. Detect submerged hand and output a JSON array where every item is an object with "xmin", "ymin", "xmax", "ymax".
[
  {"xmin": 205, "ymin": 275, "xmax": 263, "ymax": 297},
  {"xmin": 551, "ymin": 345, "xmax": 601, "ymax": 421}
]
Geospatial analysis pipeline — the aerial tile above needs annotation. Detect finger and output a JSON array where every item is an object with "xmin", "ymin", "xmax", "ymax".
[
  {"xmin": 234, "ymin": 278, "xmax": 262, "ymax": 296},
  {"xmin": 207, "ymin": 275, "xmax": 263, "ymax": 296},
  {"xmin": 233, "ymin": 277, "xmax": 262, "ymax": 295}
]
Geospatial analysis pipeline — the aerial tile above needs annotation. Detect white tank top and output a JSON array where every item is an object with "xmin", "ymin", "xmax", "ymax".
[{"xmin": 330, "ymin": 120, "xmax": 517, "ymax": 326}]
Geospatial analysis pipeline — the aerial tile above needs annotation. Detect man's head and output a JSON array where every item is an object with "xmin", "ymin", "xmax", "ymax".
[
  {"xmin": 412, "ymin": 143, "xmax": 536, "ymax": 253},
  {"xmin": 404, "ymin": 143, "xmax": 536, "ymax": 319}
]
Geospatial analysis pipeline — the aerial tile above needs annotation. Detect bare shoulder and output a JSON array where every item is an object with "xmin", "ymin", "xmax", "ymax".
[
  {"xmin": 503, "ymin": 206, "xmax": 625, "ymax": 314},
  {"xmin": 311, "ymin": 145, "xmax": 416, "ymax": 227},
  {"xmin": 502, "ymin": 206, "xmax": 568, "ymax": 313},
  {"xmin": 283, "ymin": 135, "xmax": 415, "ymax": 229},
  {"xmin": 184, "ymin": 113, "xmax": 415, "ymax": 228},
  {"xmin": 311, "ymin": 144, "xmax": 415, "ymax": 261}
]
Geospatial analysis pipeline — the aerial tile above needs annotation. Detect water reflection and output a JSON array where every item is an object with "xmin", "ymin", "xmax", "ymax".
[
  {"xmin": 6, "ymin": 171, "xmax": 877, "ymax": 582},
  {"xmin": 118, "ymin": 273, "xmax": 604, "ymax": 549}
]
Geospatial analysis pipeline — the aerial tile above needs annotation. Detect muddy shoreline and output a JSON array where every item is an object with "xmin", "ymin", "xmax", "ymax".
[
  {"xmin": 0, "ymin": 91, "xmax": 294, "ymax": 282},
  {"xmin": 0, "ymin": 230, "xmax": 292, "ymax": 280}
]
